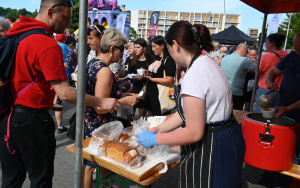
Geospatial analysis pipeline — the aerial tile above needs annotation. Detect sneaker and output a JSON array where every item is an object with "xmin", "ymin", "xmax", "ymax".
[{"xmin": 57, "ymin": 126, "xmax": 68, "ymax": 134}]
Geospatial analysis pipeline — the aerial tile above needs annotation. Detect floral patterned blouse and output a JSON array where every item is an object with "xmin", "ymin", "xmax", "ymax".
[
  {"xmin": 66, "ymin": 48, "xmax": 77, "ymax": 69},
  {"xmin": 84, "ymin": 58, "xmax": 122, "ymax": 138}
]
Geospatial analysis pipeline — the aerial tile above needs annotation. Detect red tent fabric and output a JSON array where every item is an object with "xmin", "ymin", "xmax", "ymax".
[{"xmin": 241, "ymin": 0, "xmax": 300, "ymax": 14}]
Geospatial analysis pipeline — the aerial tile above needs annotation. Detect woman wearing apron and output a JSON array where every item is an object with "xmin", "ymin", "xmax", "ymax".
[{"xmin": 137, "ymin": 21, "xmax": 246, "ymax": 188}]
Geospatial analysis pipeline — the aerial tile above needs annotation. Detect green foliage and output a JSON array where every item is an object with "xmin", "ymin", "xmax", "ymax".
[
  {"xmin": 279, "ymin": 13, "xmax": 300, "ymax": 50},
  {"xmin": 129, "ymin": 27, "xmax": 137, "ymax": 41},
  {"xmin": 69, "ymin": 0, "xmax": 79, "ymax": 32},
  {"xmin": 0, "ymin": 6, "xmax": 37, "ymax": 22},
  {"xmin": 0, "ymin": 1, "xmax": 79, "ymax": 32},
  {"xmin": 18, "ymin": 8, "xmax": 28, "ymax": 16}
]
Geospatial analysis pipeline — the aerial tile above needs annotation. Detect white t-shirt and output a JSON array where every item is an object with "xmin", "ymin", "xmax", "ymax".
[{"xmin": 181, "ymin": 55, "xmax": 232, "ymax": 123}]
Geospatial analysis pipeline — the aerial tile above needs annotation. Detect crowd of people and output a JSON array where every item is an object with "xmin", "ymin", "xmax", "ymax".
[{"xmin": 0, "ymin": 0, "xmax": 300, "ymax": 188}]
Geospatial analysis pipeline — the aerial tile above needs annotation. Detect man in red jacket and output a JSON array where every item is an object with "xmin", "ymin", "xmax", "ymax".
[{"xmin": 0, "ymin": 0, "xmax": 119, "ymax": 187}]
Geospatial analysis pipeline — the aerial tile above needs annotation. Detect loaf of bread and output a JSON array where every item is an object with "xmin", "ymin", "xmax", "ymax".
[
  {"xmin": 102, "ymin": 141, "xmax": 139, "ymax": 163},
  {"xmin": 118, "ymin": 133, "xmax": 130, "ymax": 142}
]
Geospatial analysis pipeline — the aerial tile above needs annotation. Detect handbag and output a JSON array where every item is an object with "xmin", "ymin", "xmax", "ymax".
[
  {"xmin": 157, "ymin": 57, "xmax": 176, "ymax": 114},
  {"xmin": 138, "ymin": 85, "xmax": 147, "ymax": 100},
  {"xmin": 67, "ymin": 112, "xmax": 76, "ymax": 140}
]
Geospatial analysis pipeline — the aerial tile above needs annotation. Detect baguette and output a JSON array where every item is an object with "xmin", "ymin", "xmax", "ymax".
[{"xmin": 102, "ymin": 141, "xmax": 139, "ymax": 163}]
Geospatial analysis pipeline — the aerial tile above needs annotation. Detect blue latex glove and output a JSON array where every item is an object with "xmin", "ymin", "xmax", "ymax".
[{"xmin": 137, "ymin": 130, "xmax": 158, "ymax": 148}]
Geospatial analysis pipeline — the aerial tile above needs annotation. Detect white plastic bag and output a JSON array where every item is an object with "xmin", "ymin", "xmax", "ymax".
[
  {"xmin": 86, "ymin": 137, "xmax": 105, "ymax": 156},
  {"xmin": 131, "ymin": 117, "xmax": 150, "ymax": 136},
  {"xmin": 142, "ymin": 145, "xmax": 170, "ymax": 161},
  {"xmin": 91, "ymin": 121, "xmax": 123, "ymax": 141},
  {"xmin": 247, "ymin": 79, "xmax": 255, "ymax": 92}
]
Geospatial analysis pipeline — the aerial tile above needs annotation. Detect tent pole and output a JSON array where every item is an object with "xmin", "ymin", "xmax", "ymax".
[
  {"xmin": 284, "ymin": 13, "xmax": 292, "ymax": 51},
  {"xmin": 74, "ymin": 0, "xmax": 88, "ymax": 187},
  {"xmin": 250, "ymin": 12, "xmax": 268, "ymax": 112}
]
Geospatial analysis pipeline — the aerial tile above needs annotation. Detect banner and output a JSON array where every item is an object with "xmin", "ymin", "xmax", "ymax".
[
  {"xmin": 116, "ymin": 14, "xmax": 127, "ymax": 34},
  {"xmin": 263, "ymin": 13, "xmax": 284, "ymax": 50},
  {"xmin": 148, "ymin": 11, "xmax": 160, "ymax": 37},
  {"xmin": 267, "ymin": 13, "xmax": 283, "ymax": 36}
]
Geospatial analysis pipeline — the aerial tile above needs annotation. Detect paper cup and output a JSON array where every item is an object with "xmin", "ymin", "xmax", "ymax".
[
  {"xmin": 71, "ymin": 73, "xmax": 77, "ymax": 81},
  {"xmin": 261, "ymin": 108, "xmax": 275, "ymax": 119},
  {"xmin": 137, "ymin": 69, "xmax": 145, "ymax": 77}
]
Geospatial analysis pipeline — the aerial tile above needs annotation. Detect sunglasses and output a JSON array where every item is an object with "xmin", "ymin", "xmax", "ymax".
[
  {"xmin": 90, "ymin": 25, "xmax": 102, "ymax": 35},
  {"xmin": 52, "ymin": 0, "xmax": 73, "ymax": 9}
]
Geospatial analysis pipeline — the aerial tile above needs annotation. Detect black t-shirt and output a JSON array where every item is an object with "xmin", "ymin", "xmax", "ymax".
[
  {"xmin": 147, "ymin": 56, "xmax": 176, "ymax": 89},
  {"xmin": 124, "ymin": 57, "xmax": 131, "ymax": 75},
  {"xmin": 127, "ymin": 59, "xmax": 148, "ymax": 74},
  {"xmin": 128, "ymin": 60, "xmax": 148, "ymax": 93}
]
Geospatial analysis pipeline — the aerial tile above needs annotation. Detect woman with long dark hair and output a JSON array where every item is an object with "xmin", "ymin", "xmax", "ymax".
[
  {"xmin": 137, "ymin": 21, "xmax": 245, "ymax": 188},
  {"xmin": 127, "ymin": 38, "xmax": 152, "ymax": 117},
  {"xmin": 143, "ymin": 35, "xmax": 176, "ymax": 116}
]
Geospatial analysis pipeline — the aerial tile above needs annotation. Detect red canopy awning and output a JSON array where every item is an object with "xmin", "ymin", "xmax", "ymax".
[{"xmin": 241, "ymin": 0, "xmax": 300, "ymax": 14}]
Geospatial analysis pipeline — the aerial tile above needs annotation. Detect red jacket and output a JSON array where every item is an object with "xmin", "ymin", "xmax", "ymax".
[{"xmin": 6, "ymin": 16, "xmax": 68, "ymax": 109}]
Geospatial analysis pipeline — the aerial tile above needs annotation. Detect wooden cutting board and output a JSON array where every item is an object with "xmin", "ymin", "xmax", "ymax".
[{"xmin": 66, "ymin": 138, "xmax": 167, "ymax": 183}]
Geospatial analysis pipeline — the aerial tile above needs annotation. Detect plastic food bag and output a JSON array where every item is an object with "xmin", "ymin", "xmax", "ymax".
[
  {"xmin": 91, "ymin": 121, "xmax": 123, "ymax": 141},
  {"xmin": 142, "ymin": 145, "xmax": 170, "ymax": 161},
  {"xmin": 131, "ymin": 117, "xmax": 150, "ymax": 136},
  {"xmin": 86, "ymin": 137, "xmax": 105, "ymax": 156}
]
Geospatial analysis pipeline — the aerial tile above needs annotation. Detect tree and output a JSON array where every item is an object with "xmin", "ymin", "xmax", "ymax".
[
  {"xmin": 0, "ymin": 7, "xmax": 7, "ymax": 16},
  {"xmin": 18, "ymin": 8, "xmax": 28, "ymax": 16},
  {"xmin": 279, "ymin": 13, "xmax": 300, "ymax": 50},
  {"xmin": 129, "ymin": 27, "xmax": 137, "ymax": 41},
  {"xmin": 6, "ymin": 12, "xmax": 17, "ymax": 22},
  {"xmin": 69, "ymin": 0, "xmax": 79, "ymax": 32}
]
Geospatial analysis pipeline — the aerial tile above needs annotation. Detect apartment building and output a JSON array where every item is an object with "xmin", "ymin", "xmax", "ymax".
[
  {"xmin": 131, "ymin": 10, "xmax": 241, "ymax": 39},
  {"xmin": 247, "ymin": 28, "xmax": 261, "ymax": 40}
]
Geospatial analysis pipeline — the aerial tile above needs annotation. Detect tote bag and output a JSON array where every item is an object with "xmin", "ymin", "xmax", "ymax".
[{"xmin": 157, "ymin": 57, "xmax": 176, "ymax": 114}]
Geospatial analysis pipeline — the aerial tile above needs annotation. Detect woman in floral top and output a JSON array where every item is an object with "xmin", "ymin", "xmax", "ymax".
[
  {"xmin": 82, "ymin": 28, "xmax": 138, "ymax": 188},
  {"xmin": 66, "ymin": 40, "xmax": 77, "ymax": 86}
]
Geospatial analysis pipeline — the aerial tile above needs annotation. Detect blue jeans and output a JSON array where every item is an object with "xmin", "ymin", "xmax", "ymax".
[
  {"xmin": 255, "ymin": 87, "xmax": 279, "ymax": 113},
  {"xmin": 66, "ymin": 67, "xmax": 74, "ymax": 84}
]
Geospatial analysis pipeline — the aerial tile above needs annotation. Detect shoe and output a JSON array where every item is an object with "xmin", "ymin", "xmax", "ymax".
[{"xmin": 57, "ymin": 126, "xmax": 68, "ymax": 134}]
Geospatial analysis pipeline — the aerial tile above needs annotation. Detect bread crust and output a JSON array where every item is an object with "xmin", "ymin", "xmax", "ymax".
[
  {"xmin": 102, "ymin": 141, "xmax": 139, "ymax": 163},
  {"xmin": 118, "ymin": 134, "xmax": 130, "ymax": 142}
]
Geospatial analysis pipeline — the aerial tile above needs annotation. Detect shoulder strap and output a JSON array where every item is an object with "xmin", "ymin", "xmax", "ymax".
[
  {"xmin": 0, "ymin": 29, "xmax": 51, "ymax": 80},
  {"xmin": 272, "ymin": 51, "xmax": 282, "ymax": 60},
  {"xmin": 18, "ymin": 28, "xmax": 51, "ymax": 41},
  {"xmin": 162, "ymin": 56, "xmax": 169, "ymax": 78},
  {"xmin": 163, "ymin": 56, "xmax": 169, "ymax": 65},
  {"xmin": 3, "ymin": 29, "xmax": 51, "ymax": 155}
]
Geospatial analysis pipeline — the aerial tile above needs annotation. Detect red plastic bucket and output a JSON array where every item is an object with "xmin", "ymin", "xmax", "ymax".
[{"xmin": 242, "ymin": 113, "xmax": 298, "ymax": 171}]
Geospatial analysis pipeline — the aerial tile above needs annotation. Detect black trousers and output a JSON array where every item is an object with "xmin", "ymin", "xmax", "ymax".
[{"xmin": 0, "ymin": 105, "xmax": 56, "ymax": 188}]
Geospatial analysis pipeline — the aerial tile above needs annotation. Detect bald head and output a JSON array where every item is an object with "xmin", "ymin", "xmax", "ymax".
[
  {"xmin": 236, "ymin": 43, "xmax": 248, "ymax": 57},
  {"xmin": 39, "ymin": 0, "xmax": 68, "ymax": 13},
  {"xmin": 293, "ymin": 32, "xmax": 300, "ymax": 56}
]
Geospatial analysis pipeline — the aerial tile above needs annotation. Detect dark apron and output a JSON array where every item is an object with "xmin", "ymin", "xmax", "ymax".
[{"xmin": 174, "ymin": 52, "xmax": 245, "ymax": 188}]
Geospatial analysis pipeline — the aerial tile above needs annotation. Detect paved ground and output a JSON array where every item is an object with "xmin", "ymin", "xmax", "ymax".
[{"xmin": 1, "ymin": 102, "xmax": 297, "ymax": 188}]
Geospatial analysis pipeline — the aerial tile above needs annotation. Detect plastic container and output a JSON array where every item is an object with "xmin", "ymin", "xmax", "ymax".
[{"xmin": 242, "ymin": 113, "xmax": 298, "ymax": 171}]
